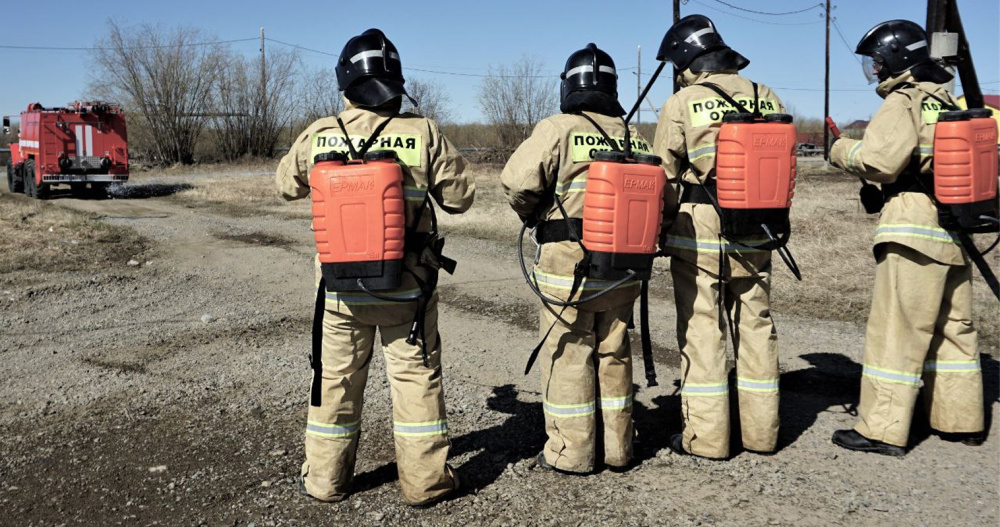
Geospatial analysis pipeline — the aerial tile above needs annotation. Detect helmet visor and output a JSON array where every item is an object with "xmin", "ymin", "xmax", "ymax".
[
  {"xmin": 862, "ymin": 56, "xmax": 877, "ymax": 84},
  {"xmin": 861, "ymin": 55, "xmax": 886, "ymax": 85}
]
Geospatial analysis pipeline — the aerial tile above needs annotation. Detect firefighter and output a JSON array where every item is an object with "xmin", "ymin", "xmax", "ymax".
[
  {"xmin": 276, "ymin": 29, "xmax": 475, "ymax": 505},
  {"xmin": 828, "ymin": 20, "xmax": 984, "ymax": 456},
  {"xmin": 500, "ymin": 43, "xmax": 667, "ymax": 474},
  {"xmin": 654, "ymin": 15, "xmax": 787, "ymax": 459}
]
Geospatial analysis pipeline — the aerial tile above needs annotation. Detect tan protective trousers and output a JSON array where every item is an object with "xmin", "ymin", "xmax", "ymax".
[
  {"xmin": 300, "ymin": 294, "xmax": 457, "ymax": 506},
  {"xmin": 855, "ymin": 243, "xmax": 984, "ymax": 447},
  {"xmin": 672, "ymin": 257, "xmax": 779, "ymax": 459},
  {"xmin": 539, "ymin": 301, "xmax": 635, "ymax": 473}
]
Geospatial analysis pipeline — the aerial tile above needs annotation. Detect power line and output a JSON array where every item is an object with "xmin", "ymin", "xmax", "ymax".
[
  {"xmin": 772, "ymin": 85, "xmax": 870, "ymax": 92},
  {"xmin": 266, "ymin": 36, "xmax": 639, "ymax": 78},
  {"xmin": 264, "ymin": 37, "xmax": 337, "ymax": 57},
  {"xmin": 831, "ymin": 19, "xmax": 863, "ymax": 65},
  {"xmin": 688, "ymin": 0, "xmax": 824, "ymax": 26},
  {"xmin": 709, "ymin": 0, "xmax": 822, "ymax": 16},
  {"xmin": 0, "ymin": 38, "xmax": 257, "ymax": 52}
]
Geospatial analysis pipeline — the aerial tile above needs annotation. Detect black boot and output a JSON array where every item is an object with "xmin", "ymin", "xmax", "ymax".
[
  {"xmin": 831, "ymin": 429, "xmax": 906, "ymax": 457},
  {"xmin": 937, "ymin": 431, "xmax": 986, "ymax": 446},
  {"xmin": 668, "ymin": 433, "xmax": 688, "ymax": 456}
]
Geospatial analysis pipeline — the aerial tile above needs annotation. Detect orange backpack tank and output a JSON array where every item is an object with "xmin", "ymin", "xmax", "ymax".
[
  {"xmin": 582, "ymin": 151, "xmax": 667, "ymax": 280},
  {"xmin": 310, "ymin": 150, "xmax": 406, "ymax": 291},
  {"xmin": 717, "ymin": 113, "xmax": 797, "ymax": 210},
  {"xmin": 933, "ymin": 108, "xmax": 999, "ymax": 232},
  {"xmin": 715, "ymin": 112, "xmax": 797, "ymax": 243}
]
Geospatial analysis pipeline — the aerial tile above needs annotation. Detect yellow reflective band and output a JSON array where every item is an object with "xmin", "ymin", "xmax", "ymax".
[
  {"xmin": 569, "ymin": 133, "xmax": 651, "ymax": 162},
  {"xmin": 681, "ymin": 381, "xmax": 729, "ymax": 397},
  {"xmin": 847, "ymin": 142, "xmax": 863, "ymax": 169},
  {"xmin": 311, "ymin": 132, "xmax": 423, "ymax": 167},
  {"xmin": 393, "ymin": 419, "xmax": 448, "ymax": 437},
  {"xmin": 543, "ymin": 399, "xmax": 596, "ymax": 418},
  {"xmin": 736, "ymin": 377, "xmax": 779, "ymax": 393},
  {"xmin": 862, "ymin": 364, "xmax": 921, "ymax": 386},
  {"xmin": 688, "ymin": 143, "xmax": 717, "ymax": 162},
  {"xmin": 306, "ymin": 420, "xmax": 361, "ymax": 438},
  {"xmin": 924, "ymin": 359, "xmax": 981, "ymax": 373},
  {"xmin": 663, "ymin": 235, "xmax": 768, "ymax": 253},
  {"xmin": 688, "ymin": 97, "xmax": 779, "ymax": 128},
  {"xmin": 874, "ymin": 224, "xmax": 959, "ymax": 245},
  {"xmin": 921, "ymin": 99, "xmax": 950, "ymax": 124}
]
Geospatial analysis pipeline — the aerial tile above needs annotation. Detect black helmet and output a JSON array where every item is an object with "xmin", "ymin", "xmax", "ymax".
[
  {"xmin": 657, "ymin": 14, "xmax": 749, "ymax": 72},
  {"xmin": 560, "ymin": 43, "xmax": 625, "ymax": 116},
  {"xmin": 855, "ymin": 20, "xmax": 952, "ymax": 84},
  {"xmin": 335, "ymin": 29, "xmax": 411, "ymax": 107}
]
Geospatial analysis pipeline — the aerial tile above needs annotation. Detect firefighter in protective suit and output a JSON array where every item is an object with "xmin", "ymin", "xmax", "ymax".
[
  {"xmin": 654, "ymin": 15, "xmax": 787, "ymax": 459},
  {"xmin": 828, "ymin": 20, "xmax": 985, "ymax": 456},
  {"xmin": 276, "ymin": 29, "xmax": 475, "ymax": 505},
  {"xmin": 500, "ymin": 44, "xmax": 667, "ymax": 473}
]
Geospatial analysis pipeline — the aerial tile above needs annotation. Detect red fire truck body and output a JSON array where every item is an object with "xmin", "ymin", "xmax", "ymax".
[{"xmin": 6, "ymin": 101, "xmax": 129, "ymax": 198}]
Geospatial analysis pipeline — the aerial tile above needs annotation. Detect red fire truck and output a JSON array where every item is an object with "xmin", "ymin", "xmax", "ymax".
[{"xmin": 4, "ymin": 101, "xmax": 129, "ymax": 198}]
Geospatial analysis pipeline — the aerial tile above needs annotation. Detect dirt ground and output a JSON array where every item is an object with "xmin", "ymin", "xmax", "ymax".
[{"xmin": 1, "ymin": 163, "xmax": 997, "ymax": 527}]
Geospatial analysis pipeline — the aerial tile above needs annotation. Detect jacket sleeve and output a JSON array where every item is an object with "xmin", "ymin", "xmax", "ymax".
[
  {"xmin": 427, "ymin": 120, "xmax": 475, "ymax": 214},
  {"xmin": 653, "ymin": 98, "xmax": 685, "ymax": 239},
  {"xmin": 500, "ymin": 119, "xmax": 561, "ymax": 220},
  {"xmin": 275, "ymin": 125, "xmax": 316, "ymax": 201},
  {"xmin": 829, "ymin": 94, "xmax": 917, "ymax": 183}
]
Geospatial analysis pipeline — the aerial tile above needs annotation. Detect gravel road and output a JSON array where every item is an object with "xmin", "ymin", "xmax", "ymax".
[{"xmin": 1, "ymin": 174, "xmax": 997, "ymax": 527}]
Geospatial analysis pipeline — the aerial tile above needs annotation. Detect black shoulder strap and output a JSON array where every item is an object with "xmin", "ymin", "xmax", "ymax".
[
  {"xmin": 576, "ymin": 112, "xmax": 622, "ymax": 153},
  {"xmin": 335, "ymin": 114, "xmax": 397, "ymax": 161},
  {"xmin": 358, "ymin": 115, "xmax": 396, "ymax": 158},
  {"xmin": 699, "ymin": 82, "xmax": 753, "ymax": 116},
  {"xmin": 335, "ymin": 117, "xmax": 360, "ymax": 160}
]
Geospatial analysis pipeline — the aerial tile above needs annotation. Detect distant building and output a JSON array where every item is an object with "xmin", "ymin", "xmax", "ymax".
[
  {"xmin": 956, "ymin": 94, "xmax": 1000, "ymax": 144},
  {"xmin": 843, "ymin": 119, "xmax": 870, "ymax": 139}
]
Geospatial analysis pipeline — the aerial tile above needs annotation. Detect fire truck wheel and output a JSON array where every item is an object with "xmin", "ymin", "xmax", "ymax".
[
  {"xmin": 8, "ymin": 163, "xmax": 25, "ymax": 193},
  {"xmin": 24, "ymin": 160, "xmax": 40, "ymax": 198},
  {"xmin": 35, "ymin": 182, "xmax": 50, "ymax": 200}
]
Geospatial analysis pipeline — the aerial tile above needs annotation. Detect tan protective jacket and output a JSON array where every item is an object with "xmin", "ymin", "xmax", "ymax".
[
  {"xmin": 654, "ymin": 71, "xmax": 785, "ymax": 277},
  {"xmin": 501, "ymin": 111, "xmax": 666, "ymax": 309},
  {"xmin": 276, "ymin": 100, "xmax": 475, "ymax": 320},
  {"xmin": 830, "ymin": 72, "xmax": 966, "ymax": 266}
]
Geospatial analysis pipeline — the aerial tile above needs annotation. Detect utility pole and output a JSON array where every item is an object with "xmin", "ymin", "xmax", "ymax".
[
  {"xmin": 672, "ymin": 0, "xmax": 681, "ymax": 94},
  {"xmin": 637, "ymin": 45, "xmax": 642, "ymax": 127},
  {"xmin": 823, "ymin": 0, "xmax": 831, "ymax": 161},
  {"xmin": 260, "ymin": 27, "xmax": 267, "ymax": 122}
]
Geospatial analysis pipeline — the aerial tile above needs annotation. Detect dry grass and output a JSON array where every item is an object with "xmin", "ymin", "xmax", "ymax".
[
  {"xmin": 437, "ymin": 163, "xmax": 522, "ymax": 242},
  {"xmin": 0, "ymin": 198, "xmax": 148, "ymax": 274}
]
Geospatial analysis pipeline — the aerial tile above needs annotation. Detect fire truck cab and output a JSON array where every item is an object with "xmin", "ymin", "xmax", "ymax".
[{"xmin": 5, "ymin": 101, "xmax": 129, "ymax": 199}]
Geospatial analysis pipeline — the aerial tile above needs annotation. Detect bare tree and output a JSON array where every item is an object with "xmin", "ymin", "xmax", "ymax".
[
  {"xmin": 212, "ymin": 47, "xmax": 298, "ymax": 160},
  {"xmin": 477, "ymin": 56, "xmax": 558, "ymax": 150},
  {"xmin": 297, "ymin": 67, "xmax": 345, "ymax": 125},
  {"xmin": 402, "ymin": 78, "xmax": 453, "ymax": 124},
  {"xmin": 90, "ymin": 21, "xmax": 226, "ymax": 164}
]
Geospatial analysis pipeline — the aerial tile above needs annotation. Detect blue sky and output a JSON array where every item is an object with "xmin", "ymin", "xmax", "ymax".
[{"xmin": 2, "ymin": 0, "xmax": 998, "ymax": 125}]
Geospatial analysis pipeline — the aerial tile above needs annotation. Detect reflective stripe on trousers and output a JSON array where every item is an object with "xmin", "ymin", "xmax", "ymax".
[
  {"xmin": 863, "ymin": 364, "xmax": 922, "ymax": 386},
  {"xmin": 736, "ymin": 377, "xmax": 779, "ymax": 393},
  {"xmin": 306, "ymin": 420, "xmax": 361, "ymax": 438},
  {"xmin": 681, "ymin": 381, "xmax": 729, "ymax": 397},
  {"xmin": 543, "ymin": 399, "xmax": 596, "ymax": 418},
  {"xmin": 393, "ymin": 419, "xmax": 448, "ymax": 437},
  {"xmin": 874, "ymin": 224, "xmax": 959, "ymax": 245}
]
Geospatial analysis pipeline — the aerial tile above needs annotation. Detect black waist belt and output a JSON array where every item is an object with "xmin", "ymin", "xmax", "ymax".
[
  {"xmin": 680, "ymin": 181, "xmax": 716, "ymax": 204},
  {"xmin": 882, "ymin": 173, "xmax": 933, "ymax": 200},
  {"xmin": 535, "ymin": 219, "xmax": 584, "ymax": 244}
]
